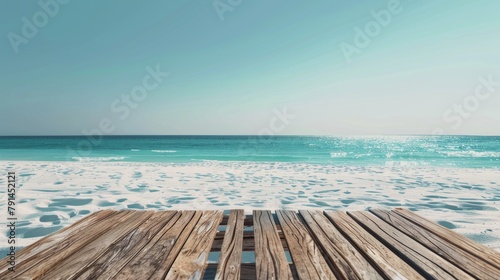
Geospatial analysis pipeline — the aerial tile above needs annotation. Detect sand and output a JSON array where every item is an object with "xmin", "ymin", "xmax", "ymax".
[{"xmin": 0, "ymin": 160, "xmax": 499, "ymax": 251}]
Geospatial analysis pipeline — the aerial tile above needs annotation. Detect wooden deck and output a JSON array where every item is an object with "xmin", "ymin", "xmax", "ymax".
[{"xmin": 2, "ymin": 208, "xmax": 500, "ymax": 279}]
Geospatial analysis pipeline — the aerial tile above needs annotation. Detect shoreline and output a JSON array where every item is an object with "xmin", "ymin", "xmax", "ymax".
[
  {"xmin": 1, "ymin": 160, "xmax": 499, "ymax": 251},
  {"xmin": 2, "ymin": 158, "xmax": 500, "ymax": 169}
]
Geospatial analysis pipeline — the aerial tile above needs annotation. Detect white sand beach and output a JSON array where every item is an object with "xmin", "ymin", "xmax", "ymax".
[{"xmin": 1, "ymin": 160, "xmax": 499, "ymax": 251}]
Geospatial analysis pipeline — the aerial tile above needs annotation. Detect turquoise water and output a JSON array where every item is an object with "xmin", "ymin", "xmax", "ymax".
[{"xmin": 1, "ymin": 136, "xmax": 499, "ymax": 168}]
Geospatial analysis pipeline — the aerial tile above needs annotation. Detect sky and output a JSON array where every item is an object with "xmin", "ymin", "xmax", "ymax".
[{"xmin": 1, "ymin": 0, "xmax": 500, "ymax": 136}]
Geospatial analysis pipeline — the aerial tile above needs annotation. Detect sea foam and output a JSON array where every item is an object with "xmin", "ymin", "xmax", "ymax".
[{"xmin": 71, "ymin": 156, "xmax": 126, "ymax": 162}]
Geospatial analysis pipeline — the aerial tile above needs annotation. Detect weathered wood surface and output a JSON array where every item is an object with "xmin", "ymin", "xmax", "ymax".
[
  {"xmin": 348, "ymin": 211, "xmax": 474, "ymax": 280},
  {"xmin": 166, "ymin": 210, "xmax": 223, "ymax": 279},
  {"xmin": 299, "ymin": 210, "xmax": 382, "ymax": 279},
  {"xmin": 371, "ymin": 209, "xmax": 500, "ymax": 279},
  {"xmin": 41, "ymin": 211, "xmax": 153, "ymax": 280},
  {"xmin": 276, "ymin": 210, "xmax": 336, "ymax": 279},
  {"xmin": 0, "ymin": 210, "xmax": 115, "ymax": 277},
  {"xmin": 2, "ymin": 208, "xmax": 499, "ymax": 280},
  {"xmin": 253, "ymin": 210, "xmax": 293, "ymax": 279},
  {"xmin": 212, "ymin": 231, "xmax": 288, "ymax": 251},
  {"xmin": 12, "ymin": 210, "xmax": 135, "ymax": 279},
  {"xmin": 74, "ymin": 211, "xmax": 177, "ymax": 279},
  {"xmin": 215, "ymin": 210, "xmax": 245, "ymax": 280},
  {"xmin": 221, "ymin": 215, "xmax": 253, "ymax": 227},
  {"xmin": 393, "ymin": 208, "xmax": 500, "ymax": 269},
  {"xmin": 114, "ymin": 210, "xmax": 202, "ymax": 279},
  {"xmin": 325, "ymin": 211, "xmax": 424, "ymax": 279}
]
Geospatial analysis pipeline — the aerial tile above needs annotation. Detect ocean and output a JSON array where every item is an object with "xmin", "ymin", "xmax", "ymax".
[
  {"xmin": 1, "ymin": 135, "xmax": 499, "ymax": 252},
  {"xmin": 0, "ymin": 135, "xmax": 499, "ymax": 168}
]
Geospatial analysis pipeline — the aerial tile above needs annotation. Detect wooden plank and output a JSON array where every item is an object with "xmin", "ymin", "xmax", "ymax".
[
  {"xmin": 37, "ymin": 211, "xmax": 153, "ymax": 279},
  {"xmin": 212, "ymin": 231, "xmax": 288, "ymax": 251},
  {"xmin": 276, "ymin": 210, "xmax": 336, "ymax": 279},
  {"xmin": 113, "ymin": 210, "xmax": 202, "ymax": 279},
  {"xmin": 393, "ymin": 208, "xmax": 500, "ymax": 269},
  {"xmin": 348, "ymin": 211, "xmax": 473, "ymax": 280},
  {"xmin": 3, "ymin": 210, "xmax": 133, "ymax": 279},
  {"xmin": 215, "ymin": 210, "xmax": 245, "ymax": 280},
  {"xmin": 71, "ymin": 211, "xmax": 177, "ymax": 279},
  {"xmin": 253, "ymin": 210, "xmax": 292, "ymax": 280},
  {"xmin": 299, "ymin": 210, "xmax": 381, "ymax": 280},
  {"xmin": 166, "ymin": 210, "xmax": 224, "ymax": 280},
  {"xmin": 3, "ymin": 208, "xmax": 498, "ymax": 280},
  {"xmin": 207, "ymin": 263, "xmax": 300, "ymax": 280},
  {"xmin": 371, "ymin": 209, "xmax": 500, "ymax": 279},
  {"xmin": 325, "ymin": 211, "xmax": 424, "ymax": 280},
  {"xmin": 0, "ymin": 210, "xmax": 116, "ymax": 275},
  {"xmin": 221, "ymin": 215, "xmax": 253, "ymax": 226},
  {"xmin": 207, "ymin": 263, "xmax": 256, "ymax": 280}
]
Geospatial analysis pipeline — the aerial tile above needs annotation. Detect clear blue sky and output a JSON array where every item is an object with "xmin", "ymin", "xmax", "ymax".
[{"xmin": 1, "ymin": 0, "xmax": 499, "ymax": 136}]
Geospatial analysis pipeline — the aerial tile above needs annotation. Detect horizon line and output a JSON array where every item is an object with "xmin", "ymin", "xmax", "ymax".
[{"xmin": 1, "ymin": 134, "xmax": 500, "ymax": 137}]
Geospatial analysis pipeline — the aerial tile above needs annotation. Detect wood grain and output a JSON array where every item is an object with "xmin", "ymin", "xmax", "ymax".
[
  {"xmin": 215, "ymin": 210, "xmax": 245, "ymax": 280},
  {"xmin": 38, "ymin": 211, "xmax": 153, "ymax": 280},
  {"xmin": 72, "ymin": 211, "xmax": 177, "ymax": 279},
  {"xmin": 299, "ymin": 210, "xmax": 381, "ymax": 280},
  {"xmin": 0, "ymin": 210, "xmax": 115, "ymax": 275},
  {"xmin": 2, "ymin": 208, "xmax": 497, "ymax": 279},
  {"xmin": 371, "ymin": 209, "xmax": 500, "ymax": 279},
  {"xmin": 221, "ymin": 215, "xmax": 253, "ymax": 227},
  {"xmin": 212, "ymin": 231, "xmax": 288, "ymax": 251},
  {"xmin": 166, "ymin": 210, "xmax": 223, "ymax": 280},
  {"xmin": 348, "ymin": 211, "xmax": 473, "ymax": 279},
  {"xmin": 112, "ymin": 210, "xmax": 202, "ymax": 279},
  {"xmin": 325, "ymin": 211, "xmax": 424, "ymax": 280},
  {"xmin": 253, "ymin": 210, "xmax": 293, "ymax": 280},
  {"xmin": 9, "ymin": 210, "xmax": 133, "ymax": 279},
  {"xmin": 276, "ymin": 210, "xmax": 336, "ymax": 280},
  {"xmin": 393, "ymin": 208, "xmax": 500, "ymax": 269}
]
